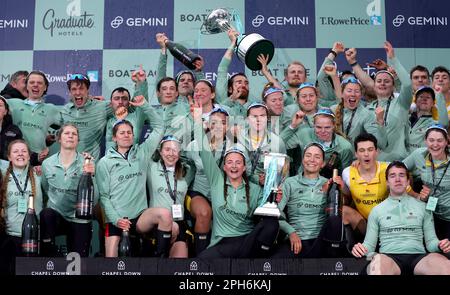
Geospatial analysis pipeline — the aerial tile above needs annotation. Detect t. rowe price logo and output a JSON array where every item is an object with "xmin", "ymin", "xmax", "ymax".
[
  {"xmin": 42, "ymin": 8, "xmax": 94, "ymax": 37},
  {"xmin": 392, "ymin": 15, "xmax": 448, "ymax": 27},
  {"xmin": 366, "ymin": 0, "xmax": 382, "ymax": 25},
  {"xmin": 110, "ymin": 16, "xmax": 168, "ymax": 29},
  {"xmin": 251, "ymin": 15, "xmax": 309, "ymax": 28}
]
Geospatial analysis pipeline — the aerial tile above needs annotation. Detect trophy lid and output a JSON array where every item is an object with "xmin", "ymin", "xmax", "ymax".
[{"xmin": 201, "ymin": 8, "xmax": 232, "ymax": 34}]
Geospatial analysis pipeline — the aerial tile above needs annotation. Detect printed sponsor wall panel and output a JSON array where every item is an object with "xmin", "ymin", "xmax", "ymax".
[
  {"xmin": 0, "ymin": 0, "xmax": 35, "ymax": 50},
  {"xmin": 34, "ymin": 0, "xmax": 104, "ymax": 50},
  {"xmin": 33, "ymin": 50, "xmax": 103, "ymax": 105},
  {"xmin": 0, "ymin": 51, "xmax": 33, "ymax": 90},
  {"xmin": 414, "ymin": 48, "xmax": 450, "ymax": 72},
  {"xmin": 386, "ymin": 0, "xmax": 450, "ymax": 48},
  {"xmin": 245, "ymin": 0, "xmax": 315, "ymax": 48},
  {"xmin": 315, "ymin": 0, "xmax": 386, "ymax": 48},
  {"xmin": 174, "ymin": 0, "xmax": 245, "ymax": 49},
  {"xmin": 103, "ymin": 0, "xmax": 173, "ymax": 49},
  {"xmin": 102, "ymin": 49, "xmax": 165, "ymax": 105}
]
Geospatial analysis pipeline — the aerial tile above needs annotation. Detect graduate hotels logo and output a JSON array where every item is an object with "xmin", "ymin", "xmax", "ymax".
[{"xmin": 41, "ymin": 0, "xmax": 95, "ymax": 37}]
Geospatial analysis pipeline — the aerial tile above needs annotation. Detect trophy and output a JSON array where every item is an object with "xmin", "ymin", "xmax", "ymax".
[
  {"xmin": 201, "ymin": 8, "xmax": 275, "ymax": 71},
  {"xmin": 254, "ymin": 153, "xmax": 289, "ymax": 217}
]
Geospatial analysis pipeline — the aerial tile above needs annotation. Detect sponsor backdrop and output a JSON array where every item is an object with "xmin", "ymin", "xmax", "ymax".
[{"xmin": 1, "ymin": 0, "xmax": 450, "ymax": 104}]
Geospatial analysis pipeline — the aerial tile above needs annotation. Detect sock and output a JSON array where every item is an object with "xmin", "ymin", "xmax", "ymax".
[
  {"xmin": 40, "ymin": 238, "xmax": 57, "ymax": 257},
  {"xmin": 194, "ymin": 232, "xmax": 211, "ymax": 257},
  {"xmin": 344, "ymin": 224, "xmax": 356, "ymax": 254},
  {"xmin": 155, "ymin": 229, "xmax": 172, "ymax": 257}
]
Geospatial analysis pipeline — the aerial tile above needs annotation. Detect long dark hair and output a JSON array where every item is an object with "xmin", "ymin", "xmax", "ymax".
[{"xmin": 0, "ymin": 95, "xmax": 13, "ymax": 129}]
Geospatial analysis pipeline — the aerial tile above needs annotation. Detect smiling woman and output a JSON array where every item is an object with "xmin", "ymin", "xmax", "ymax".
[{"xmin": 0, "ymin": 140, "xmax": 43, "ymax": 256}]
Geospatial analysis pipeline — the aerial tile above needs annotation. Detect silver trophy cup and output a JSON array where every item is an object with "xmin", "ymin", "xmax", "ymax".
[
  {"xmin": 201, "ymin": 8, "xmax": 274, "ymax": 71},
  {"xmin": 253, "ymin": 153, "xmax": 289, "ymax": 217}
]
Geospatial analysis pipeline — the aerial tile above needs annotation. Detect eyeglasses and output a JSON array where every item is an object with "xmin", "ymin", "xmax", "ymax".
[
  {"xmin": 69, "ymin": 73, "xmax": 89, "ymax": 81},
  {"xmin": 263, "ymin": 87, "xmax": 284, "ymax": 98},
  {"xmin": 426, "ymin": 124, "xmax": 448, "ymax": 135},
  {"xmin": 160, "ymin": 135, "xmax": 181, "ymax": 144},
  {"xmin": 341, "ymin": 77, "xmax": 361, "ymax": 85},
  {"xmin": 211, "ymin": 107, "xmax": 229, "ymax": 116},
  {"xmin": 304, "ymin": 142, "xmax": 325, "ymax": 153},
  {"xmin": 224, "ymin": 146, "xmax": 246, "ymax": 159},
  {"xmin": 313, "ymin": 108, "xmax": 335, "ymax": 118}
]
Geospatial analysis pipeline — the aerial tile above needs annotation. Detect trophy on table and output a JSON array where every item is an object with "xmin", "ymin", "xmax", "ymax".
[
  {"xmin": 253, "ymin": 153, "xmax": 289, "ymax": 217},
  {"xmin": 201, "ymin": 8, "xmax": 275, "ymax": 71}
]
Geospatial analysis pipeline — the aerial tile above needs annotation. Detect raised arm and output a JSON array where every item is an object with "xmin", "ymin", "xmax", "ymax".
[
  {"xmin": 345, "ymin": 48, "xmax": 375, "ymax": 91},
  {"xmin": 155, "ymin": 33, "xmax": 169, "ymax": 83},
  {"xmin": 385, "ymin": 41, "xmax": 412, "ymax": 109},
  {"xmin": 216, "ymin": 29, "xmax": 238, "ymax": 104}
]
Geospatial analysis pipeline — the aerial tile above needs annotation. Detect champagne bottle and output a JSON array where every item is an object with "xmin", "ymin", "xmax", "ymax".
[
  {"xmin": 325, "ymin": 169, "xmax": 342, "ymax": 217},
  {"xmin": 320, "ymin": 151, "xmax": 338, "ymax": 179},
  {"xmin": 21, "ymin": 195, "xmax": 39, "ymax": 256},
  {"xmin": 119, "ymin": 217, "xmax": 131, "ymax": 257},
  {"xmin": 75, "ymin": 158, "xmax": 94, "ymax": 220},
  {"xmin": 165, "ymin": 40, "xmax": 201, "ymax": 70}
]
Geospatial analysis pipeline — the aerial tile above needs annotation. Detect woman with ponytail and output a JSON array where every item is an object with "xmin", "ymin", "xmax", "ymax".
[
  {"xmin": 192, "ymin": 102, "xmax": 280, "ymax": 258},
  {"xmin": 332, "ymin": 78, "xmax": 386, "ymax": 148}
]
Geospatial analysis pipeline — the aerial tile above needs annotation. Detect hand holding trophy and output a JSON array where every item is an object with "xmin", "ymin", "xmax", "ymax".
[
  {"xmin": 254, "ymin": 153, "xmax": 289, "ymax": 217},
  {"xmin": 201, "ymin": 8, "xmax": 275, "ymax": 71}
]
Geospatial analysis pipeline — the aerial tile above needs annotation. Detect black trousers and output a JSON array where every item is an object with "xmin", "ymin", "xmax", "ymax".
[
  {"xmin": 272, "ymin": 215, "xmax": 353, "ymax": 258},
  {"xmin": 198, "ymin": 217, "xmax": 279, "ymax": 259},
  {"xmin": 40, "ymin": 208, "xmax": 92, "ymax": 257}
]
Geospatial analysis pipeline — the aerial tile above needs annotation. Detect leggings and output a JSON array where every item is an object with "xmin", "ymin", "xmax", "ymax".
[
  {"xmin": 40, "ymin": 208, "xmax": 92, "ymax": 257},
  {"xmin": 198, "ymin": 217, "xmax": 279, "ymax": 259}
]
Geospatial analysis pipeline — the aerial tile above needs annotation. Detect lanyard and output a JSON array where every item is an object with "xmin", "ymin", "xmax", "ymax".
[
  {"xmin": 215, "ymin": 140, "xmax": 227, "ymax": 168},
  {"xmin": 11, "ymin": 169, "xmax": 29, "ymax": 196},
  {"xmin": 429, "ymin": 155, "xmax": 450, "ymax": 197},
  {"xmin": 344, "ymin": 108, "xmax": 357, "ymax": 136},
  {"xmin": 162, "ymin": 162, "xmax": 178, "ymax": 204},
  {"xmin": 375, "ymin": 98, "xmax": 391, "ymax": 126}
]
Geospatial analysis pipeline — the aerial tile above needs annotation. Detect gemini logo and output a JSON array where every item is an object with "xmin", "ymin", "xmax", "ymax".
[
  {"xmin": 251, "ymin": 15, "xmax": 309, "ymax": 28},
  {"xmin": 110, "ymin": 16, "xmax": 168, "ymax": 29},
  {"xmin": 392, "ymin": 15, "xmax": 405, "ymax": 27},
  {"xmin": 252, "ymin": 15, "xmax": 264, "ymax": 28},
  {"xmin": 392, "ymin": 14, "xmax": 448, "ymax": 27},
  {"xmin": 111, "ymin": 16, "xmax": 123, "ymax": 28}
]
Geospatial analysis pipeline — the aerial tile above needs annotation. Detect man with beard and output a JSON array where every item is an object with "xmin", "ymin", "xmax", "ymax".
[{"xmin": 215, "ymin": 29, "xmax": 254, "ymax": 118}]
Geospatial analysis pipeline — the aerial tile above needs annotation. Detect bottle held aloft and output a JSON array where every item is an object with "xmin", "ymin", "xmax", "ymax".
[{"xmin": 165, "ymin": 40, "xmax": 201, "ymax": 70}]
